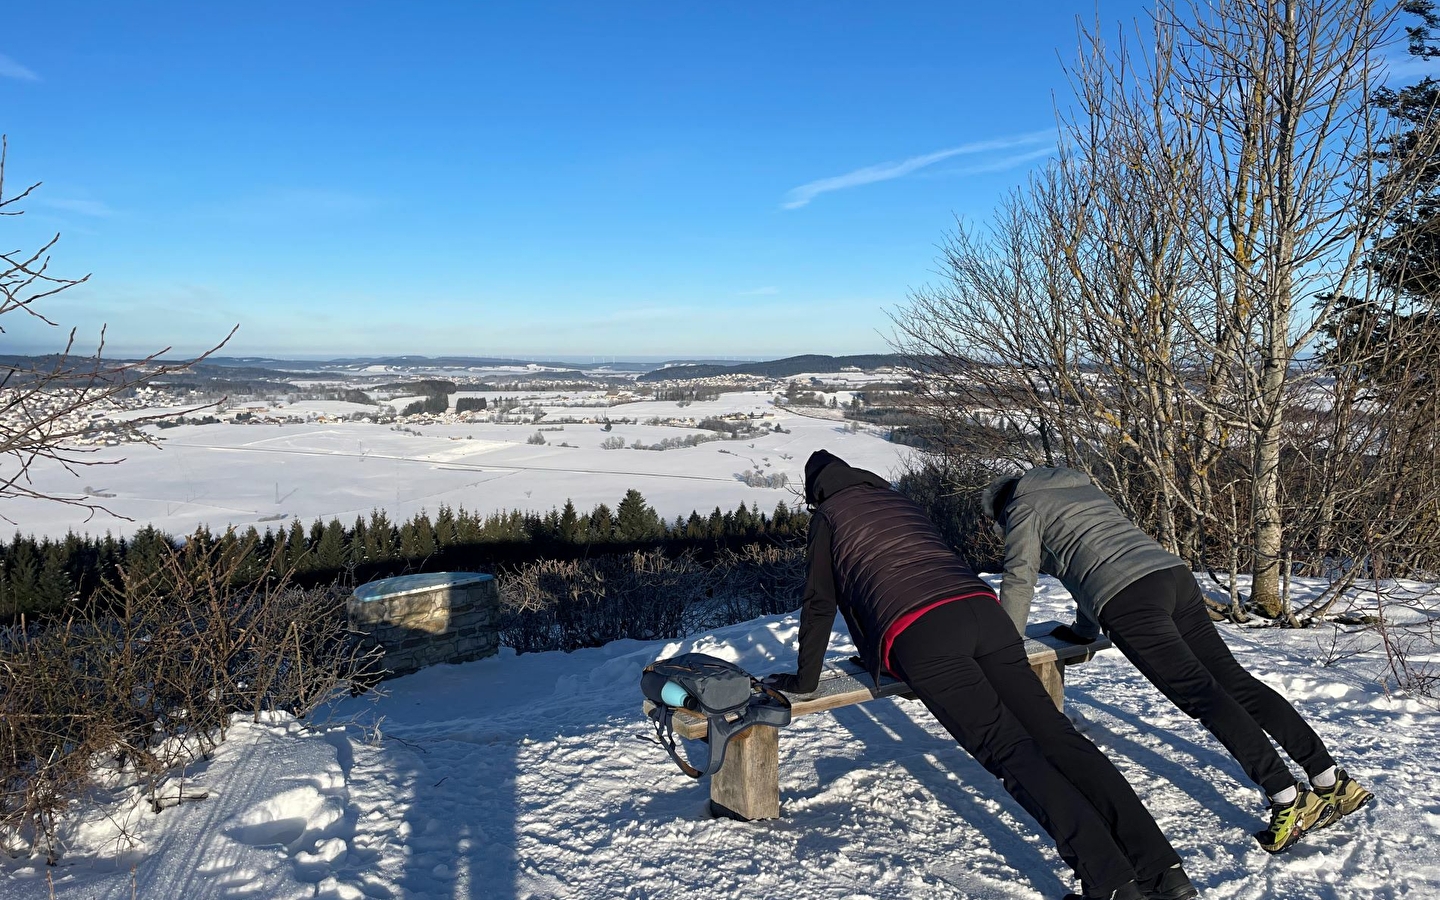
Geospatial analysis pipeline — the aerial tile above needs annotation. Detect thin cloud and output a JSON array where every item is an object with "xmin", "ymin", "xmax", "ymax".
[
  {"xmin": 0, "ymin": 53, "xmax": 39, "ymax": 82},
  {"xmin": 928, "ymin": 144, "xmax": 1058, "ymax": 178},
  {"xmin": 738, "ymin": 286, "xmax": 779, "ymax": 296},
  {"xmin": 781, "ymin": 130, "xmax": 1054, "ymax": 209},
  {"xmin": 1382, "ymin": 51, "xmax": 1439, "ymax": 86}
]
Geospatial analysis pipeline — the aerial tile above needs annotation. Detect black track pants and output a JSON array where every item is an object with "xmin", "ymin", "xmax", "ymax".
[
  {"xmin": 1098, "ymin": 565, "xmax": 1336, "ymax": 797},
  {"xmin": 890, "ymin": 599, "xmax": 1181, "ymax": 894}
]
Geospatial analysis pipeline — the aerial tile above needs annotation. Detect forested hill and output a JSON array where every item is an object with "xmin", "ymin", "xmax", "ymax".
[{"xmin": 638, "ymin": 354, "xmax": 909, "ymax": 382}]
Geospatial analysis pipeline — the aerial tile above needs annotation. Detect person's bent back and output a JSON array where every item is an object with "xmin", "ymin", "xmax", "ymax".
[{"xmin": 993, "ymin": 467, "xmax": 1184, "ymax": 640}]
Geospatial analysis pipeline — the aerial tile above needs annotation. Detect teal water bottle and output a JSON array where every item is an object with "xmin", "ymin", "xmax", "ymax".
[{"xmin": 660, "ymin": 680, "xmax": 691, "ymax": 708}]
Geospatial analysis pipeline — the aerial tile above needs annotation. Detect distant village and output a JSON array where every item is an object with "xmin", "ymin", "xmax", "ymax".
[{"xmin": 55, "ymin": 367, "xmax": 901, "ymax": 448}]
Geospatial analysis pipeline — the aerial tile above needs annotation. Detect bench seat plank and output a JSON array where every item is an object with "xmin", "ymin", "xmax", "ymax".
[
  {"xmin": 642, "ymin": 619, "xmax": 1112, "ymax": 822},
  {"xmin": 647, "ymin": 620, "xmax": 1110, "ymax": 741}
]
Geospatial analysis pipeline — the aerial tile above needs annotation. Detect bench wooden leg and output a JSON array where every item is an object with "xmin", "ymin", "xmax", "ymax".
[
  {"xmin": 709, "ymin": 724, "xmax": 780, "ymax": 821},
  {"xmin": 1032, "ymin": 660, "xmax": 1065, "ymax": 712}
]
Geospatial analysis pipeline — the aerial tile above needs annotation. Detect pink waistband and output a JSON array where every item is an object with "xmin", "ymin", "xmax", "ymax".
[{"xmin": 881, "ymin": 590, "xmax": 999, "ymax": 675}]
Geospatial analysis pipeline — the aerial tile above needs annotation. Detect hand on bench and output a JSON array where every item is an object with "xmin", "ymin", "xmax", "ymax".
[{"xmin": 760, "ymin": 672, "xmax": 813, "ymax": 694}]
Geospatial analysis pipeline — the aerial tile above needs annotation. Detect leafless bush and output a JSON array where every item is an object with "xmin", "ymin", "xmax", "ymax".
[
  {"xmin": 498, "ymin": 550, "xmax": 704, "ymax": 652},
  {"xmin": 736, "ymin": 470, "xmax": 789, "ymax": 489},
  {"xmin": 498, "ymin": 545, "xmax": 806, "ymax": 654},
  {"xmin": 0, "ymin": 537, "xmax": 381, "ymax": 861},
  {"xmin": 1364, "ymin": 582, "xmax": 1440, "ymax": 700},
  {"xmin": 688, "ymin": 544, "xmax": 806, "ymax": 633}
]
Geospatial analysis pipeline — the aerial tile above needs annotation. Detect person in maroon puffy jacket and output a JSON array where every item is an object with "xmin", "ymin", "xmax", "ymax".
[{"xmin": 764, "ymin": 451, "xmax": 1197, "ymax": 900}]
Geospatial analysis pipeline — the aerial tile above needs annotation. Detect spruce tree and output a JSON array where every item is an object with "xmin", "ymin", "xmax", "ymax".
[
  {"xmin": 350, "ymin": 517, "xmax": 370, "ymax": 565},
  {"xmin": 435, "ymin": 505, "xmax": 458, "ymax": 548},
  {"xmin": 1369, "ymin": 3, "xmax": 1440, "ymax": 298},
  {"xmin": 615, "ymin": 489, "xmax": 663, "ymax": 541},
  {"xmin": 233, "ymin": 527, "xmax": 267, "ymax": 585},
  {"xmin": 316, "ymin": 518, "xmax": 347, "ymax": 570},
  {"xmin": 413, "ymin": 512, "xmax": 437, "ymax": 558},
  {"xmin": 284, "ymin": 520, "xmax": 310, "ymax": 575},
  {"xmin": 36, "ymin": 541, "xmax": 71, "ymax": 612},
  {"xmin": 7, "ymin": 540, "xmax": 38, "ymax": 613},
  {"xmin": 367, "ymin": 510, "xmax": 394, "ymax": 561},
  {"xmin": 559, "ymin": 500, "xmax": 580, "ymax": 543},
  {"xmin": 588, "ymin": 503, "xmax": 614, "ymax": 543}
]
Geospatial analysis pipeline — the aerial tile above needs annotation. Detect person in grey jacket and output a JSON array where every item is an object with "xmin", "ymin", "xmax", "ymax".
[{"xmin": 985, "ymin": 467, "xmax": 1372, "ymax": 854}]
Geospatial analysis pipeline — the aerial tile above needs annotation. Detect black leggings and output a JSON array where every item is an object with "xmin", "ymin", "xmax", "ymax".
[
  {"xmin": 1099, "ymin": 565, "xmax": 1336, "ymax": 797},
  {"xmin": 890, "ymin": 599, "xmax": 1180, "ymax": 894}
]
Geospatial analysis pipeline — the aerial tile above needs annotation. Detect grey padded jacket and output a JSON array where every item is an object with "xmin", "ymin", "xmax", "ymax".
[{"xmin": 998, "ymin": 467, "xmax": 1185, "ymax": 638}]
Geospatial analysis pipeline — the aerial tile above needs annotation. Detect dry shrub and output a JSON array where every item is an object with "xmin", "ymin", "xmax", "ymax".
[
  {"xmin": 691, "ymin": 544, "xmax": 806, "ymax": 633},
  {"xmin": 499, "ymin": 549, "xmax": 706, "ymax": 653},
  {"xmin": 0, "ymin": 537, "xmax": 381, "ymax": 862},
  {"xmin": 498, "ymin": 544, "xmax": 805, "ymax": 654}
]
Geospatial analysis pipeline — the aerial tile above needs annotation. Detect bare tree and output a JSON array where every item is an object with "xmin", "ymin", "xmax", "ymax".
[
  {"xmin": 894, "ymin": 1, "xmax": 1425, "ymax": 620},
  {"xmin": 0, "ymin": 135, "xmax": 236, "ymax": 522}
]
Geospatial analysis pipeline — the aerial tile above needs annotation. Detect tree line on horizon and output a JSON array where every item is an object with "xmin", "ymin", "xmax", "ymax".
[{"xmin": 0, "ymin": 490, "xmax": 811, "ymax": 618}]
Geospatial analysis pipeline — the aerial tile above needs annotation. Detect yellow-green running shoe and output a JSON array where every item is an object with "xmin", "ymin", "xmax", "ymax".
[
  {"xmin": 1254, "ymin": 789, "xmax": 1335, "ymax": 853},
  {"xmin": 1312, "ymin": 769, "xmax": 1374, "ymax": 824}
]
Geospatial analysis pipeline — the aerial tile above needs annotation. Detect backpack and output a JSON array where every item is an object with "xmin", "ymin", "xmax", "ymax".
[{"xmin": 640, "ymin": 653, "xmax": 792, "ymax": 778}]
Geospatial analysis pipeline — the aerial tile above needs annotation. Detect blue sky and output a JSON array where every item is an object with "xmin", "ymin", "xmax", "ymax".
[{"xmin": 0, "ymin": 2, "xmax": 1151, "ymax": 359}]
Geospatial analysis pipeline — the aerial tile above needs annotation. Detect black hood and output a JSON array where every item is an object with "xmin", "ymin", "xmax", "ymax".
[{"xmin": 804, "ymin": 450, "xmax": 890, "ymax": 506}]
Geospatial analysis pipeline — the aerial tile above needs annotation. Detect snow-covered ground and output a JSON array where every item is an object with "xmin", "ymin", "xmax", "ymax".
[
  {"xmin": 5, "ymin": 576, "xmax": 1438, "ymax": 900},
  {"xmin": 4, "ymin": 392, "xmax": 910, "ymax": 540}
]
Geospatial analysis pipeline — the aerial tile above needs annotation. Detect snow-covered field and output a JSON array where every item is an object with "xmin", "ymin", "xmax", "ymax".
[
  {"xmin": 6, "ymin": 392, "xmax": 909, "ymax": 540},
  {"xmin": 5, "ymin": 577, "xmax": 1438, "ymax": 900}
]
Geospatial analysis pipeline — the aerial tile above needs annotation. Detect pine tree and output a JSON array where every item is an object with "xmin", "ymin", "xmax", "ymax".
[
  {"xmin": 413, "ymin": 511, "xmax": 437, "ymax": 558},
  {"xmin": 559, "ymin": 500, "xmax": 580, "ymax": 543},
  {"xmin": 540, "ymin": 508, "xmax": 562, "ymax": 542},
  {"xmin": 6, "ymin": 540, "xmax": 39, "ymax": 613},
  {"xmin": 733, "ymin": 502, "xmax": 755, "ymax": 537},
  {"xmin": 399, "ymin": 521, "xmax": 420, "ymax": 559},
  {"xmin": 284, "ymin": 519, "xmax": 310, "ymax": 575},
  {"xmin": 588, "ymin": 503, "xmax": 615, "ymax": 543},
  {"xmin": 36, "ymin": 541, "xmax": 71, "ymax": 612},
  {"xmin": 707, "ymin": 506, "xmax": 725, "ymax": 539},
  {"xmin": 234, "ymin": 527, "xmax": 266, "ymax": 585},
  {"xmin": 368, "ymin": 510, "xmax": 394, "ymax": 561},
  {"xmin": 435, "ymin": 505, "xmax": 458, "ymax": 548},
  {"xmin": 615, "ymin": 489, "xmax": 663, "ymax": 541},
  {"xmin": 126, "ymin": 526, "xmax": 170, "ymax": 584},
  {"xmin": 1368, "ymin": 1, "xmax": 1440, "ymax": 298},
  {"xmin": 216, "ymin": 528, "xmax": 243, "ymax": 586},
  {"xmin": 316, "ymin": 518, "xmax": 347, "ymax": 570},
  {"xmin": 772, "ymin": 502, "xmax": 792, "ymax": 535},
  {"xmin": 350, "ymin": 516, "xmax": 370, "ymax": 565}
]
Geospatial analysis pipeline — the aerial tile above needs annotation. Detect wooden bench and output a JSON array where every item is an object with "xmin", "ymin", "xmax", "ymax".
[{"xmin": 642, "ymin": 620, "xmax": 1112, "ymax": 821}]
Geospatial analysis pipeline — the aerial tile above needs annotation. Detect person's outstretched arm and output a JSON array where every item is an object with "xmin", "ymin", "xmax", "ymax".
[
  {"xmin": 767, "ymin": 514, "xmax": 837, "ymax": 693},
  {"xmin": 998, "ymin": 502, "xmax": 1042, "ymax": 636},
  {"xmin": 1072, "ymin": 603, "xmax": 1101, "ymax": 641}
]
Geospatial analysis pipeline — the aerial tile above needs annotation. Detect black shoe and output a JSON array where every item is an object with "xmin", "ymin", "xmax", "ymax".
[{"xmin": 1141, "ymin": 863, "xmax": 1200, "ymax": 899}]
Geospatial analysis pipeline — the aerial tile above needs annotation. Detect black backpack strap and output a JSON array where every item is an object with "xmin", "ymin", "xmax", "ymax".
[
  {"xmin": 754, "ymin": 680, "xmax": 790, "ymax": 712},
  {"xmin": 647, "ymin": 703, "xmax": 704, "ymax": 779}
]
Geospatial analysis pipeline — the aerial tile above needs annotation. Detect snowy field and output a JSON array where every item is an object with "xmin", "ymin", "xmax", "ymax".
[
  {"xmin": 4, "ymin": 576, "xmax": 1438, "ymax": 900},
  {"xmin": 6, "ymin": 392, "xmax": 910, "ymax": 540}
]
